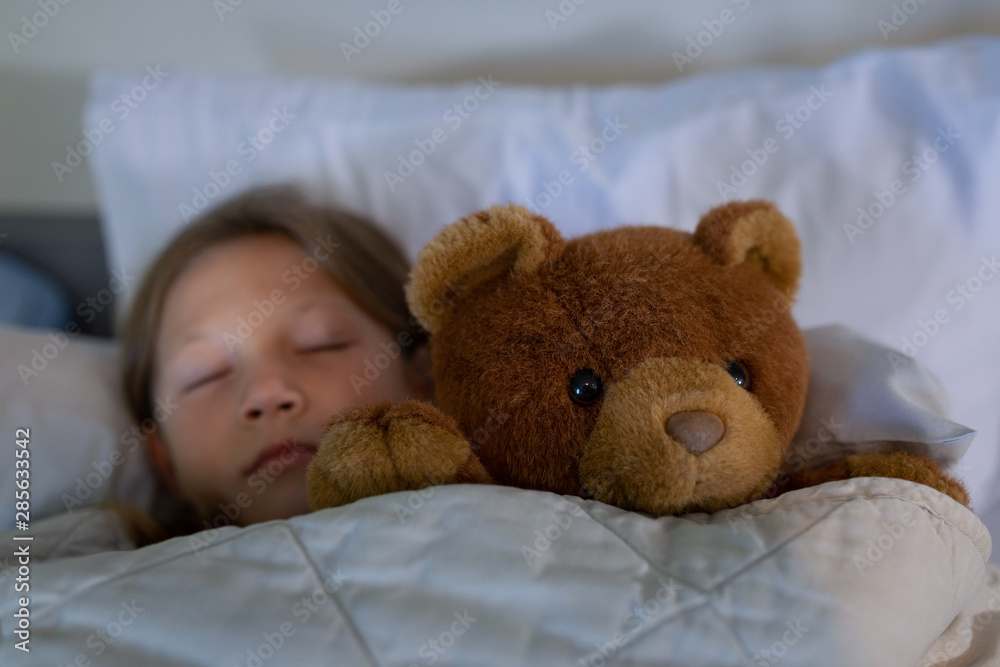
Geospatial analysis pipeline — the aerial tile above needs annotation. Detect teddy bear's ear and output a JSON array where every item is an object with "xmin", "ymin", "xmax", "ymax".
[
  {"xmin": 407, "ymin": 204, "xmax": 565, "ymax": 334},
  {"xmin": 692, "ymin": 200, "xmax": 802, "ymax": 298}
]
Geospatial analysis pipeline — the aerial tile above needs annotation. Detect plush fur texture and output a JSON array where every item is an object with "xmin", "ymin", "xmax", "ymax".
[
  {"xmin": 781, "ymin": 451, "xmax": 969, "ymax": 506},
  {"xmin": 307, "ymin": 200, "xmax": 969, "ymax": 514},
  {"xmin": 306, "ymin": 400, "xmax": 492, "ymax": 509}
]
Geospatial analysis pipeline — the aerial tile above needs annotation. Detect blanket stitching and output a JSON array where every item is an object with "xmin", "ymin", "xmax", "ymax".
[
  {"xmin": 572, "ymin": 490, "xmax": 967, "ymax": 661},
  {"xmin": 25, "ymin": 482, "xmax": 984, "ymax": 662},
  {"xmin": 32, "ymin": 521, "xmax": 285, "ymax": 622},
  {"xmin": 857, "ymin": 492, "xmax": 991, "ymax": 559},
  {"xmin": 569, "ymin": 501, "xmax": 705, "ymax": 595},
  {"xmin": 32, "ymin": 521, "xmax": 382, "ymax": 664},
  {"xmin": 619, "ymin": 492, "xmax": 985, "ymax": 663},
  {"xmin": 280, "ymin": 523, "xmax": 382, "ymax": 667},
  {"xmin": 600, "ymin": 503, "xmax": 837, "ymax": 661}
]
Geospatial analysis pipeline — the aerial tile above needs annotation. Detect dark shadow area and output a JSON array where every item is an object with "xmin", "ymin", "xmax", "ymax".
[{"xmin": 0, "ymin": 213, "xmax": 114, "ymax": 337}]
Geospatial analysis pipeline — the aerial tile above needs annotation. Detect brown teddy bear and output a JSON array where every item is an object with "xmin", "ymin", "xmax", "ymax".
[{"xmin": 307, "ymin": 200, "xmax": 968, "ymax": 514}]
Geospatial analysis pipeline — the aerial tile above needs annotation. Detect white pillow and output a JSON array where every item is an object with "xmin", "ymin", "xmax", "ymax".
[
  {"xmin": 0, "ymin": 324, "xmax": 154, "ymax": 530},
  {"xmin": 86, "ymin": 37, "xmax": 1000, "ymax": 515},
  {"xmin": 788, "ymin": 325, "xmax": 975, "ymax": 475}
]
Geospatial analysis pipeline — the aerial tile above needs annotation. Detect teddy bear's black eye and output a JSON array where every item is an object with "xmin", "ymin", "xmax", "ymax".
[
  {"xmin": 569, "ymin": 368, "xmax": 603, "ymax": 406},
  {"xmin": 726, "ymin": 361, "xmax": 751, "ymax": 390}
]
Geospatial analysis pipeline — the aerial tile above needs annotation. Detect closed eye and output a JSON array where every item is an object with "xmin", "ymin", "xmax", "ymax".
[
  {"xmin": 183, "ymin": 368, "xmax": 230, "ymax": 393},
  {"xmin": 301, "ymin": 342, "xmax": 352, "ymax": 354}
]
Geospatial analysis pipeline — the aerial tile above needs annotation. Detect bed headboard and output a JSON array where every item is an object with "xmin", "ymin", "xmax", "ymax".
[{"xmin": 0, "ymin": 213, "xmax": 113, "ymax": 337}]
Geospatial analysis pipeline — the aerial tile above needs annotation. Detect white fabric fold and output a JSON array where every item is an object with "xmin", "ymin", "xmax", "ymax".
[{"xmin": 0, "ymin": 480, "xmax": 989, "ymax": 666}]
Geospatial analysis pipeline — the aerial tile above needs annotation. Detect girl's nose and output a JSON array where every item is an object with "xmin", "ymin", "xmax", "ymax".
[{"xmin": 240, "ymin": 374, "xmax": 305, "ymax": 422}]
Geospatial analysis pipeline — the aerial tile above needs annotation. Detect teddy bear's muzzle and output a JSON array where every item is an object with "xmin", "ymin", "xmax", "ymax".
[{"xmin": 577, "ymin": 357, "xmax": 785, "ymax": 515}]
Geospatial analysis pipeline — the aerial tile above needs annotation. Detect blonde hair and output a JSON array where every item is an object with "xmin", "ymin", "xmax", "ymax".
[{"xmin": 116, "ymin": 184, "xmax": 425, "ymax": 544}]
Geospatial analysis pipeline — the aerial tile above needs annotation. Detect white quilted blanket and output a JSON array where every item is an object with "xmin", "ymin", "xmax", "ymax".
[{"xmin": 0, "ymin": 478, "xmax": 993, "ymax": 666}]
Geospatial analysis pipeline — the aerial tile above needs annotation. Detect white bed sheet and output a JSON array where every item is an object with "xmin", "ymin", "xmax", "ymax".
[{"xmin": 0, "ymin": 480, "xmax": 990, "ymax": 666}]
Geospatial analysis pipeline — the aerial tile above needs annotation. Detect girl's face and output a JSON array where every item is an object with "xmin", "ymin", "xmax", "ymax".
[{"xmin": 149, "ymin": 234, "xmax": 427, "ymax": 526}]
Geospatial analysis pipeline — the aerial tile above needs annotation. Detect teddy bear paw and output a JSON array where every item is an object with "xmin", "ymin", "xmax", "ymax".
[
  {"xmin": 306, "ymin": 399, "xmax": 493, "ymax": 510},
  {"xmin": 783, "ymin": 451, "xmax": 970, "ymax": 507}
]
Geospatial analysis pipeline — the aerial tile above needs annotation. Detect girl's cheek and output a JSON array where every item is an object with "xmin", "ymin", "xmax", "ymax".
[
  {"xmin": 168, "ymin": 406, "xmax": 220, "ymax": 457},
  {"xmin": 177, "ymin": 390, "xmax": 223, "ymax": 417}
]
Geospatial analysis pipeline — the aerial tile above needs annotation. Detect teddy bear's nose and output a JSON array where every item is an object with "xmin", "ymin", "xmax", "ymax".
[{"xmin": 666, "ymin": 411, "xmax": 726, "ymax": 455}]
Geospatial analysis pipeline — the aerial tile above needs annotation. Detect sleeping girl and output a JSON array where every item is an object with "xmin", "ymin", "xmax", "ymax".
[{"xmin": 114, "ymin": 184, "xmax": 432, "ymax": 543}]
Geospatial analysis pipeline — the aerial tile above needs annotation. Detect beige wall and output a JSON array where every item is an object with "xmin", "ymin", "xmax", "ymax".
[{"xmin": 1, "ymin": 0, "xmax": 997, "ymax": 214}]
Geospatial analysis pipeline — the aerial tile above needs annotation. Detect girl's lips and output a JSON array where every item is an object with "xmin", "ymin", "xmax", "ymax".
[{"xmin": 244, "ymin": 441, "xmax": 317, "ymax": 477}]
